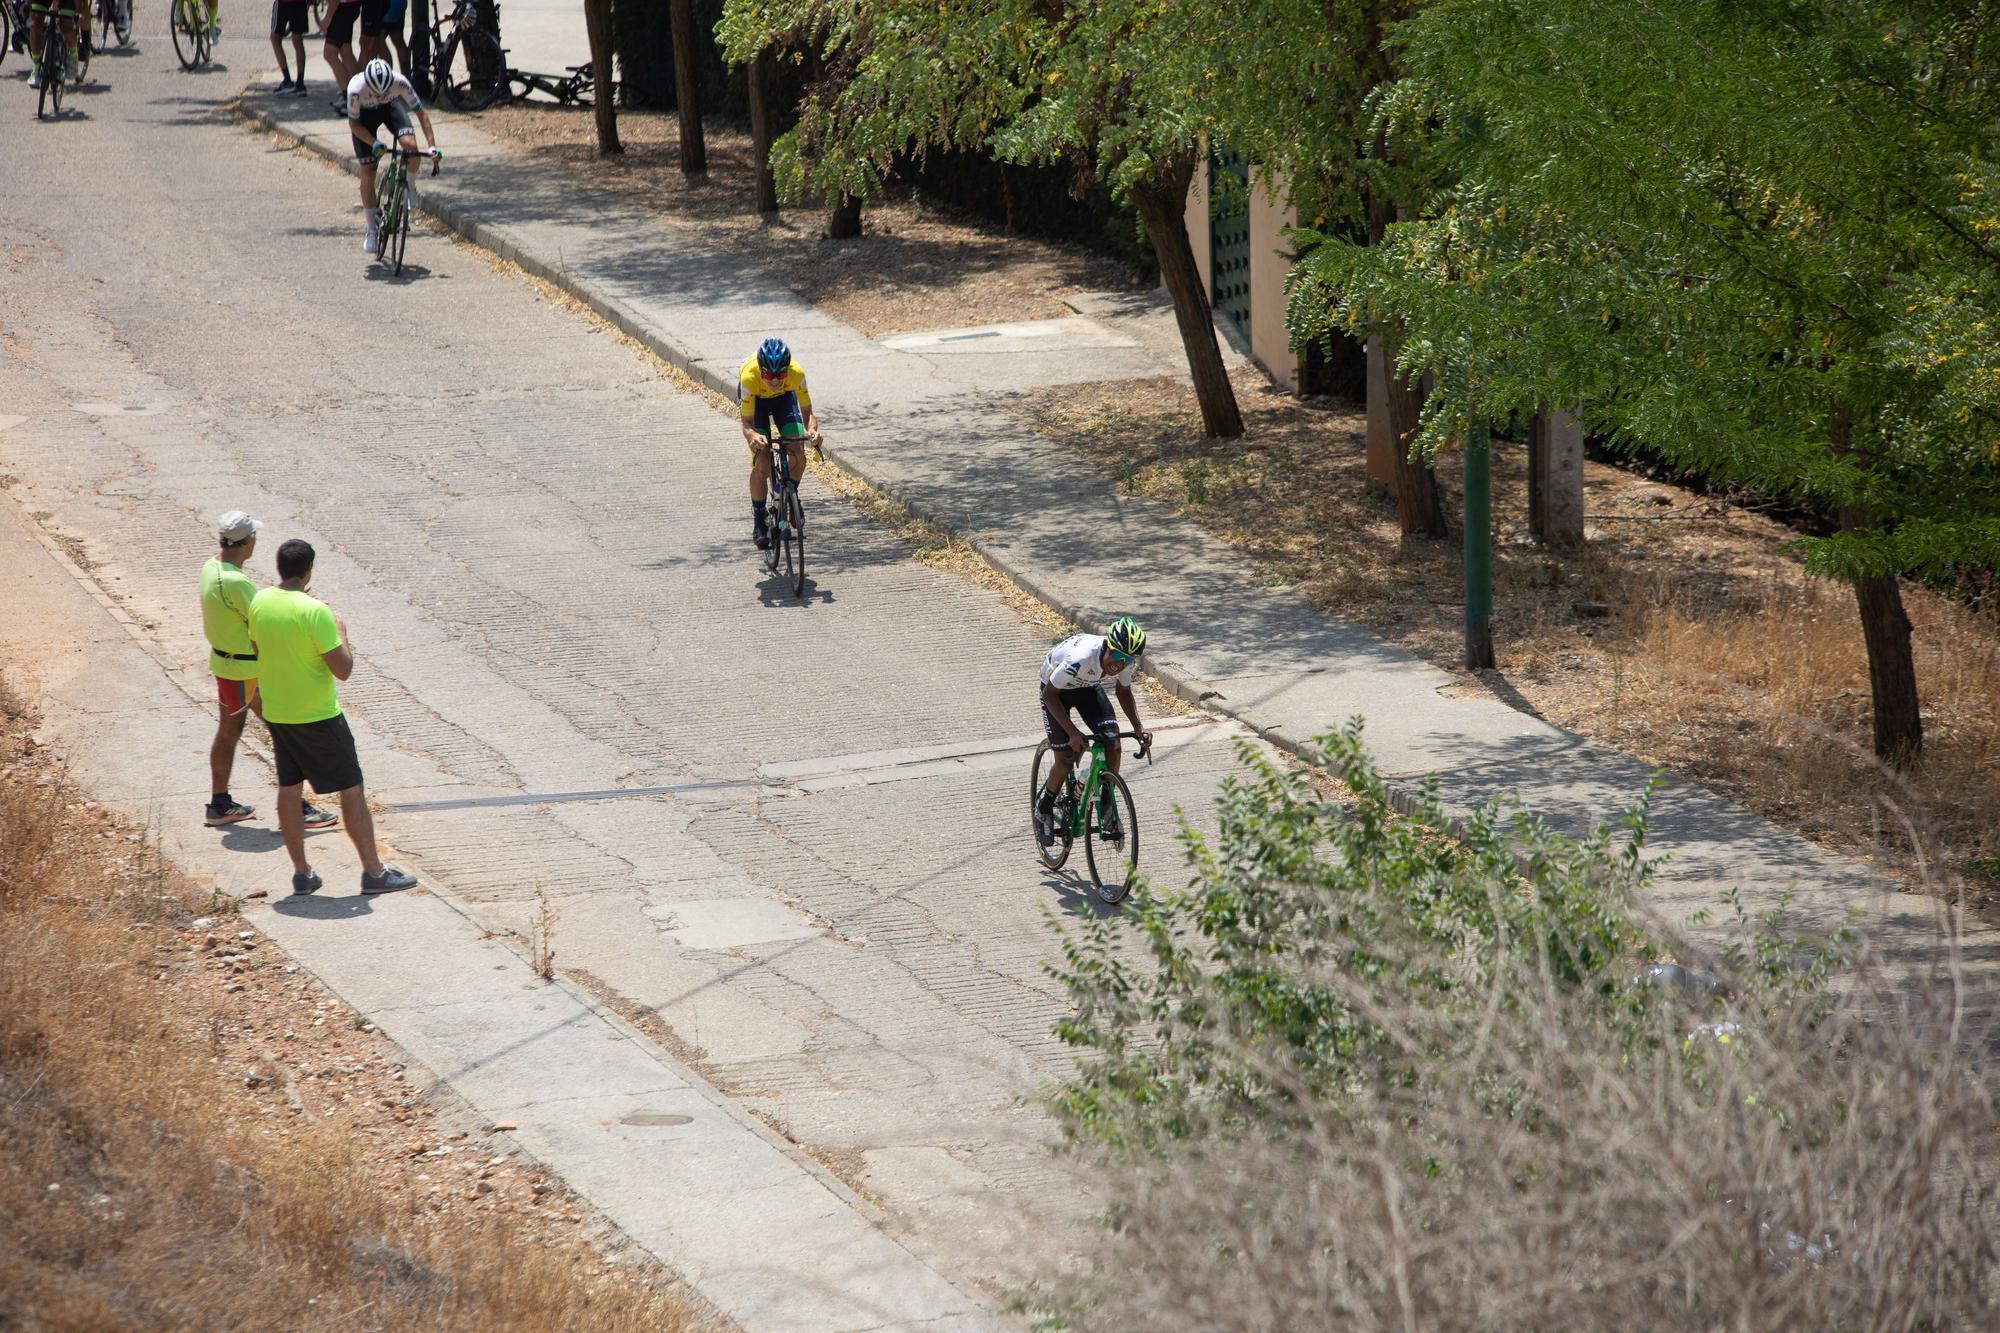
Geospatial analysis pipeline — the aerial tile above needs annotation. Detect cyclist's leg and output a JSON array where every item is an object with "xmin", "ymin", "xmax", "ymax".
[
  {"xmin": 351, "ymin": 115, "xmax": 382, "ymax": 224},
  {"xmin": 381, "ymin": 0, "xmax": 404, "ymax": 71},
  {"xmin": 26, "ymin": 2, "xmax": 43, "ymax": 82}
]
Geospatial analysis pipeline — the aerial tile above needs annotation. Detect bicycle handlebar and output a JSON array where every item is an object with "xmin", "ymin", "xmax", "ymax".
[{"xmin": 1068, "ymin": 729, "xmax": 1154, "ymax": 760}]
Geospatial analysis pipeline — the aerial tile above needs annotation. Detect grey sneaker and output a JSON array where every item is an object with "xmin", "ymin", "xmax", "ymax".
[
  {"xmin": 204, "ymin": 799, "xmax": 255, "ymax": 827},
  {"xmin": 361, "ymin": 866, "xmax": 417, "ymax": 895},
  {"xmin": 291, "ymin": 870, "xmax": 323, "ymax": 895},
  {"xmin": 301, "ymin": 803, "xmax": 339, "ymax": 830}
]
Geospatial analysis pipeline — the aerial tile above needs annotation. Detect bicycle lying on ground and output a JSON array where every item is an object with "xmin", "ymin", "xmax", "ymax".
[
  {"xmin": 762, "ymin": 421, "xmax": 820, "ymax": 599},
  {"xmin": 371, "ymin": 140, "xmax": 440, "ymax": 275},
  {"xmin": 1031, "ymin": 729, "xmax": 1151, "ymax": 904}
]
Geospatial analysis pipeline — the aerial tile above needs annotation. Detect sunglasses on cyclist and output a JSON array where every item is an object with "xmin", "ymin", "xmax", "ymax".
[{"xmin": 1108, "ymin": 648, "xmax": 1135, "ymax": 663}]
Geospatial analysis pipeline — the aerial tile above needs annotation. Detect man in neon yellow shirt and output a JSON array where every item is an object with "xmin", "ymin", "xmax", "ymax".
[
  {"xmin": 247, "ymin": 538, "xmax": 417, "ymax": 897},
  {"xmin": 738, "ymin": 337, "xmax": 822, "ymax": 549},
  {"xmin": 199, "ymin": 511, "xmax": 335, "ymax": 832}
]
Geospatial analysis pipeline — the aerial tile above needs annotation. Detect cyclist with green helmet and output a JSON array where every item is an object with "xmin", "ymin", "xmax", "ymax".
[{"xmin": 1035, "ymin": 617, "xmax": 1152, "ymax": 849}]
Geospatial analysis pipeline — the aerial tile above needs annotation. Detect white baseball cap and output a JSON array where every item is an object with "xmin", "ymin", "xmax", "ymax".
[{"xmin": 217, "ymin": 511, "xmax": 264, "ymax": 544}]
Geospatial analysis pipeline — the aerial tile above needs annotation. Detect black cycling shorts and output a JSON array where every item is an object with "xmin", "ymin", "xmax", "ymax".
[
  {"xmin": 271, "ymin": 0, "xmax": 309, "ymax": 35},
  {"xmin": 1042, "ymin": 684, "xmax": 1118, "ymax": 754},
  {"xmin": 266, "ymin": 714, "xmax": 365, "ymax": 795},
  {"xmin": 350, "ymin": 100, "xmax": 414, "ymax": 159},
  {"xmin": 324, "ymin": 0, "xmax": 358, "ymax": 43},
  {"xmin": 359, "ymin": 0, "xmax": 392, "ymax": 36}
]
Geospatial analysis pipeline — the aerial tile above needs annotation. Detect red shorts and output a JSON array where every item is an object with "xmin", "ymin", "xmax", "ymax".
[{"xmin": 216, "ymin": 677, "xmax": 257, "ymax": 715}]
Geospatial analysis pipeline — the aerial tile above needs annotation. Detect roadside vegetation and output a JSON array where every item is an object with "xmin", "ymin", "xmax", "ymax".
[
  {"xmin": 0, "ymin": 682, "xmax": 702, "ymax": 1331},
  {"xmin": 1038, "ymin": 725, "xmax": 2000, "ymax": 1328}
]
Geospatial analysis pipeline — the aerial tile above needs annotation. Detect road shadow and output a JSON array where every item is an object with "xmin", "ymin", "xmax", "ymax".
[
  {"xmin": 1043, "ymin": 866, "xmax": 1126, "ymax": 921},
  {"xmin": 755, "ymin": 567, "xmax": 832, "ymax": 608},
  {"xmin": 271, "ymin": 893, "xmax": 380, "ymax": 920},
  {"xmin": 363, "ymin": 262, "xmax": 437, "ymax": 283},
  {"xmin": 218, "ymin": 823, "xmax": 341, "ymax": 854}
]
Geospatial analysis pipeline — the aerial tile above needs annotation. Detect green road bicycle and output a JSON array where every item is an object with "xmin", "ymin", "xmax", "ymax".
[
  {"xmin": 371, "ymin": 141, "xmax": 440, "ymax": 276},
  {"xmin": 1031, "ymin": 728, "xmax": 1150, "ymax": 904},
  {"xmin": 169, "ymin": 0, "xmax": 207, "ymax": 68},
  {"xmin": 762, "ymin": 420, "xmax": 818, "ymax": 599}
]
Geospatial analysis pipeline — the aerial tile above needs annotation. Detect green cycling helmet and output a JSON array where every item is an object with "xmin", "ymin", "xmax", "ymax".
[{"xmin": 1105, "ymin": 617, "xmax": 1147, "ymax": 659}]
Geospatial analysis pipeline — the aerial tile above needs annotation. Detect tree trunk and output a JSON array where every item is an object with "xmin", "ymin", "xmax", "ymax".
[
  {"xmin": 668, "ymin": 0, "xmax": 706, "ymax": 175},
  {"xmin": 1379, "ymin": 336, "xmax": 1449, "ymax": 537},
  {"xmin": 583, "ymin": 0, "xmax": 621, "ymax": 156},
  {"xmin": 1131, "ymin": 152, "xmax": 1243, "ymax": 439},
  {"xmin": 1839, "ymin": 508, "xmax": 1924, "ymax": 763},
  {"xmin": 827, "ymin": 192, "xmax": 862, "ymax": 238},
  {"xmin": 748, "ymin": 49, "xmax": 778, "ymax": 213},
  {"xmin": 1528, "ymin": 410, "xmax": 1585, "ymax": 546}
]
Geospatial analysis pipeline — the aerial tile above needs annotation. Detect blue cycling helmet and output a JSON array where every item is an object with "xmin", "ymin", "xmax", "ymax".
[{"xmin": 757, "ymin": 338, "xmax": 792, "ymax": 376}]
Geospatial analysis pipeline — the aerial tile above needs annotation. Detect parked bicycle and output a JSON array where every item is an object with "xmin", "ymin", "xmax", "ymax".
[
  {"xmin": 1030, "ymin": 729, "xmax": 1151, "ymax": 904},
  {"xmin": 371, "ymin": 140, "xmax": 440, "ymax": 275},
  {"xmin": 169, "ymin": 0, "xmax": 207, "ymax": 67},
  {"xmin": 432, "ymin": 0, "xmax": 505, "ymax": 110},
  {"xmin": 761, "ymin": 421, "xmax": 819, "ymax": 598}
]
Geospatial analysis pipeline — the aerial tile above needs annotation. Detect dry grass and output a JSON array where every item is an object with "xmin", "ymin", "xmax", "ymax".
[
  {"xmin": 465, "ymin": 105, "xmax": 1139, "ymax": 336},
  {"xmin": 1014, "ymin": 373, "xmax": 2000, "ymax": 894},
  {"xmin": 0, "ymin": 697, "xmax": 706, "ymax": 1331}
]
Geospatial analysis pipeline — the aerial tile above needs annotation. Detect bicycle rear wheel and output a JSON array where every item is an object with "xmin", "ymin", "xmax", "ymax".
[
  {"xmin": 170, "ymin": 0, "xmax": 197, "ymax": 66},
  {"xmin": 38, "ymin": 33, "xmax": 62, "ymax": 116},
  {"xmin": 439, "ymin": 29, "xmax": 507, "ymax": 110},
  {"xmin": 1029, "ymin": 743, "xmax": 1074, "ymax": 871},
  {"xmin": 1083, "ymin": 769, "xmax": 1140, "ymax": 904}
]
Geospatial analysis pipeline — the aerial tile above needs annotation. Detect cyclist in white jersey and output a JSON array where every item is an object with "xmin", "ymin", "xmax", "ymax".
[
  {"xmin": 345, "ymin": 58, "xmax": 439, "ymax": 253},
  {"xmin": 1035, "ymin": 617, "xmax": 1152, "ymax": 848}
]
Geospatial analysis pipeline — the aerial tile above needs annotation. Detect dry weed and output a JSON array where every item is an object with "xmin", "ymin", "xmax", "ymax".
[{"xmin": 0, "ymin": 760, "xmax": 704, "ymax": 1330}]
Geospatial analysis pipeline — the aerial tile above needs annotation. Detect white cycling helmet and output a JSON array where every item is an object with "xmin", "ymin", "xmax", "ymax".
[{"xmin": 363, "ymin": 58, "xmax": 395, "ymax": 97}]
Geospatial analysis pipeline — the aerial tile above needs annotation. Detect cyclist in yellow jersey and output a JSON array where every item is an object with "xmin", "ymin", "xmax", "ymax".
[{"xmin": 738, "ymin": 337, "xmax": 822, "ymax": 549}]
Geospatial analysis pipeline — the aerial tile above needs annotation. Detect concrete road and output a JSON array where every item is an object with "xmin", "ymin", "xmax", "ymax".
[{"xmin": 0, "ymin": 39, "xmax": 1255, "ymax": 1308}]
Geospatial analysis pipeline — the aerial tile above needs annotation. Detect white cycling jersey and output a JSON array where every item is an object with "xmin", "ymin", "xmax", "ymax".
[
  {"xmin": 346, "ymin": 70, "xmax": 423, "ymax": 119},
  {"xmin": 1040, "ymin": 634, "xmax": 1135, "ymax": 692}
]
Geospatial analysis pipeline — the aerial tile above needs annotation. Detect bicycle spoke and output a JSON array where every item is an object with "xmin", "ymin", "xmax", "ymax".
[{"xmin": 1083, "ymin": 769, "xmax": 1140, "ymax": 904}]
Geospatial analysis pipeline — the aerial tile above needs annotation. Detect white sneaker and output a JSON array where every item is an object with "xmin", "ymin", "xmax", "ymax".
[
  {"xmin": 27, "ymin": 67, "xmax": 41, "ymax": 89},
  {"xmin": 363, "ymin": 225, "xmax": 380, "ymax": 254}
]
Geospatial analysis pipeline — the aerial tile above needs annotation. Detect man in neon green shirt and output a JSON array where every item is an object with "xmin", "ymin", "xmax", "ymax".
[
  {"xmin": 247, "ymin": 538, "xmax": 417, "ymax": 897},
  {"xmin": 199, "ymin": 511, "xmax": 335, "ymax": 832}
]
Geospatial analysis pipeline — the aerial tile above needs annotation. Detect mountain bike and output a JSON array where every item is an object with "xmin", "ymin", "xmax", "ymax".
[
  {"xmin": 433, "ymin": 0, "xmax": 505, "ymax": 110},
  {"xmin": 169, "ymin": 0, "xmax": 207, "ymax": 67},
  {"xmin": 1031, "ymin": 729, "xmax": 1150, "ymax": 904},
  {"xmin": 372, "ymin": 140, "xmax": 440, "ymax": 275},
  {"xmin": 762, "ymin": 421, "xmax": 819, "ymax": 599}
]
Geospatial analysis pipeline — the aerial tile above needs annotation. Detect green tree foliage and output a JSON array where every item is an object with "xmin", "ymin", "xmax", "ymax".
[
  {"xmin": 717, "ymin": 0, "xmax": 1248, "ymax": 436},
  {"xmin": 1289, "ymin": 0, "xmax": 2000, "ymax": 756}
]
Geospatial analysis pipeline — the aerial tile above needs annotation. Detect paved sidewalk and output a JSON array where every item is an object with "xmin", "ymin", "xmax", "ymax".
[{"xmin": 235, "ymin": 85, "xmax": 2000, "ymax": 985}]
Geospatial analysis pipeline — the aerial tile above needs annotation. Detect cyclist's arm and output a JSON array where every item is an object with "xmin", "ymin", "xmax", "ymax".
[
  {"xmin": 1043, "ymin": 680, "xmax": 1089, "ymax": 750},
  {"xmin": 414, "ymin": 106, "xmax": 438, "ymax": 150},
  {"xmin": 1113, "ymin": 682, "xmax": 1150, "ymax": 749}
]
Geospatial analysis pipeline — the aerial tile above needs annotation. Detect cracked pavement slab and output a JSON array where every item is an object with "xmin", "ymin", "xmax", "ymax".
[{"xmin": 0, "ymin": 42, "xmax": 1265, "ymax": 1325}]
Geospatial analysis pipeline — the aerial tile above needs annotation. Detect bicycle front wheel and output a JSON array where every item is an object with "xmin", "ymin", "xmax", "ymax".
[
  {"xmin": 1083, "ymin": 769, "xmax": 1140, "ymax": 904},
  {"xmin": 389, "ymin": 180, "xmax": 410, "ymax": 274},
  {"xmin": 170, "ymin": 0, "xmax": 197, "ymax": 66},
  {"xmin": 38, "ymin": 35, "xmax": 62, "ymax": 116},
  {"xmin": 439, "ymin": 29, "xmax": 507, "ymax": 110},
  {"xmin": 786, "ymin": 491, "xmax": 805, "ymax": 597},
  {"xmin": 1029, "ymin": 743, "xmax": 1073, "ymax": 871}
]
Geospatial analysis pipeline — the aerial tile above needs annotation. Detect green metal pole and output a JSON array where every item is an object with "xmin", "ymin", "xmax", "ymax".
[{"xmin": 1463, "ymin": 417, "xmax": 1495, "ymax": 669}]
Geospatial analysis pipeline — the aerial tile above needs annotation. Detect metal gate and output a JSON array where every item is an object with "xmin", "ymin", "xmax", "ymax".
[{"xmin": 1209, "ymin": 149, "xmax": 1252, "ymax": 334}]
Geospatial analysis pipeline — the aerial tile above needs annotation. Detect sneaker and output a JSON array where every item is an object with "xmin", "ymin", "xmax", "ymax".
[
  {"xmin": 363, "ymin": 224, "xmax": 380, "ymax": 254},
  {"xmin": 361, "ymin": 866, "xmax": 417, "ymax": 896},
  {"xmin": 204, "ymin": 799, "xmax": 255, "ymax": 827},
  {"xmin": 301, "ymin": 803, "xmax": 339, "ymax": 830},
  {"xmin": 276, "ymin": 76, "xmax": 296, "ymax": 91},
  {"xmin": 291, "ymin": 869, "xmax": 323, "ymax": 895},
  {"xmin": 27, "ymin": 67, "xmax": 40, "ymax": 89},
  {"xmin": 330, "ymin": 97, "xmax": 347, "ymax": 117},
  {"xmin": 291, "ymin": 80, "xmax": 311, "ymax": 98}
]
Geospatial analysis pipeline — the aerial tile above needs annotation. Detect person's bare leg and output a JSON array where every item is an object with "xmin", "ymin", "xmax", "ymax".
[
  {"xmin": 291, "ymin": 33, "xmax": 306, "ymax": 78},
  {"xmin": 387, "ymin": 28, "xmax": 407, "ymax": 73},
  {"xmin": 338, "ymin": 785, "xmax": 384, "ymax": 875},
  {"xmin": 277, "ymin": 783, "xmax": 310, "ymax": 873},
  {"xmin": 209, "ymin": 704, "xmax": 248, "ymax": 797},
  {"xmin": 749, "ymin": 448, "xmax": 770, "ymax": 502}
]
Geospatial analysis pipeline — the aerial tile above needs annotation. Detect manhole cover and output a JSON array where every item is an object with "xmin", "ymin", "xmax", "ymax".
[{"xmin": 620, "ymin": 1112, "xmax": 693, "ymax": 1127}]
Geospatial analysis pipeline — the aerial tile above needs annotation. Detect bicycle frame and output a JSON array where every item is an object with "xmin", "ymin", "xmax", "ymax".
[{"xmin": 1057, "ymin": 729, "xmax": 1150, "ymax": 836}]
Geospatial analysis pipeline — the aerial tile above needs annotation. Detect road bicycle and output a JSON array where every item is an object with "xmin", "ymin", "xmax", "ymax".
[
  {"xmin": 433, "ymin": 0, "xmax": 505, "ymax": 110},
  {"xmin": 371, "ymin": 139, "xmax": 440, "ymax": 275},
  {"xmin": 1031, "ymin": 728, "xmax": 1151, "ymax": 904},
  {"xmin": 762, "ymin": 422, "xmax": 819, "ymax": 599},
  {"xmin": 32, "ymin": 4, "xmax": 82, "ymax": 118},
  {"xmin": 95, "ymin": 0, "xmax": 127, "ymax": 47},
  {"xmin": 169, "ymin": 0, "xmax": 207, "ymax": 68}
]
